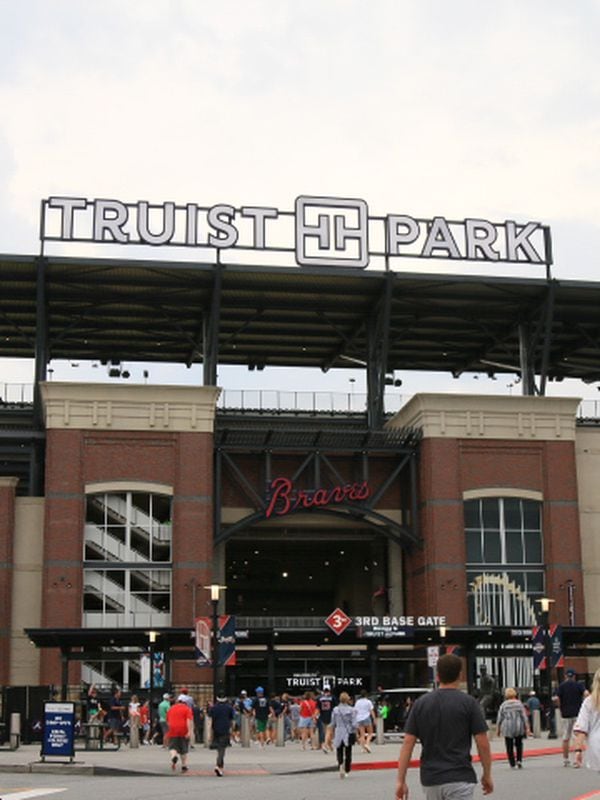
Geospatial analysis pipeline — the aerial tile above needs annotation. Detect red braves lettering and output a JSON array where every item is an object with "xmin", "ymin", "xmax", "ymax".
[{"xmin": 265, "ymin": 478, "xmax": 370, "ymax": 518}]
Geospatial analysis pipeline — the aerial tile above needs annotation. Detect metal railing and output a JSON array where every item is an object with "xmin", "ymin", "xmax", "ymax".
[
  {"xmin": 2, "ymin": 382, "xmax": 600, "ymax": 419},
  {"xmin": 0, "ymin": 383, "xmax": 34, "ymax": 403}
]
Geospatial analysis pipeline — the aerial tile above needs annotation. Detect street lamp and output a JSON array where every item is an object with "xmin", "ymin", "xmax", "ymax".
[
  {"xmin": 148, "ymin": 630, "xmax": 158, "ymax": 738},
  {"xmin": 204, "ymin": 584, "xmax": 226, "ymax": 701},
  {"xmin": 535, "ymin": 597, "xmax": 556, "ymax": 739}
]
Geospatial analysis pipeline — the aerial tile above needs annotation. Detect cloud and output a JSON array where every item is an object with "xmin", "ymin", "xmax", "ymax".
[{"xmin": 0, "ymin": 0, "xmax": 599, "ymax": 277}]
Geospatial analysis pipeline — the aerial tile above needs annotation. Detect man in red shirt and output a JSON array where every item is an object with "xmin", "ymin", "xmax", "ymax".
[{"xmin": 166, "ymin": 694, "xmax": 194, "ymax": 772}]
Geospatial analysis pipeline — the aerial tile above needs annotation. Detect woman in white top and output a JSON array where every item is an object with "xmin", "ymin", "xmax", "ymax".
[
  {"xmin": 574, "ymin": 668, "xmax": 600, "ymax": 771},
  {"xmin": 353, "ymin": 689, "xmax": 375, "ymax": 753}
]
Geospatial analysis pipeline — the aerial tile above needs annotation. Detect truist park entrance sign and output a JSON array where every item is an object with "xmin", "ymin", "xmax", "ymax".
[{"xmin": 41, "ymin": 195, "xmax": 552, "ymax": 269}]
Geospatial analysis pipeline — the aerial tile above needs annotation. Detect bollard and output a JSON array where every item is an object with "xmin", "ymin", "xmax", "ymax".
[
  {"xmin": 375, "ymin": 715, "xmax": 384, "ymax": 745},
  {"xmin": 276, "ymin": 713, "xmax": 285, "ymax": 746},
  {"xmin": 311, "ymin": 727, "xmax": 319, "ymax": 750},
  {"xmin": 204, "ymin": 715, "xmax": 212, "ymax": 748},
  {"xmin": 241, "ymin": 713, "xmax": 251, "ymax": 747},
  {"xmin": 553, "ymin": 708, "xmax": 563, "ymax": 739},
  {"xmin": 88, "ymin": 719, "xmax": 101, "ymax": 750},
  {"xmin": 9, "ymin": 712, "xmax": 21, "ymax": 750},
  {"xmin": 129, "ymin": 716, "xmax": 140, "ymax": 748},
  {"xmin": 531, "ymin": 709, "xmax": 541, "ymax": 738}
]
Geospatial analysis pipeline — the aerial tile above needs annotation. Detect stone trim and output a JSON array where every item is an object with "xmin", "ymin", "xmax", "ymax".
[
  {"xmin": 85, "ymin": 480, "xmax": 174, "ymax": 496},
  {"xmin": 387, "ymin": 393, "xmax": 580, "ymax": 441},
  {"xmin": 0, "ymin": 477, "xmax": 19, "ymax": 489},
  {"xmin": 463, "ymin": 488, "xmax": 543, "ymax": 501},
  {"xmin": 41, "ymin": 382, "xmax": 221, "ymax": 433}
]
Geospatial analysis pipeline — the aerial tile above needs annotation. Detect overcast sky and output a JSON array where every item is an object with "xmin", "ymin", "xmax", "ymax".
[{"xmin": 1, "ymin": 0, "xmax": 599, "ymax": 402}]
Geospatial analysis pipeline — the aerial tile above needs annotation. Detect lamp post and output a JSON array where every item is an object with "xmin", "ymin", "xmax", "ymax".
[
  {"xmin": 536, "ymin": 597, "xmax": 556, "ymax": 739},
  {"xmin": 204, "ymin": 584, "xmax": 226, "ymax": 701},
  {"xmin": 148, "ymin": 630, "xmax": 157, "ymax": 738}
]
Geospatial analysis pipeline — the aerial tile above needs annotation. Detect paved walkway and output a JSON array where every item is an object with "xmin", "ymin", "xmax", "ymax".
[{"xmin": 0, "ymin": 735, "xmax": 568, "ymax": 777}]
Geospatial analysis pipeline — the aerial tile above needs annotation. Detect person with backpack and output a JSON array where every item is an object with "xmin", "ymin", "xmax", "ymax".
[{"xmin": 496, "ymin": 687, "xmax": 530, "ymax": 768}]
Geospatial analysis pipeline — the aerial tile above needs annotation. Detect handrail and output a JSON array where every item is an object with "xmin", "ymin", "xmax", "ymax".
[{"xmin": 2, "ymin": 382, "xmax": 600, "ymax": 419}]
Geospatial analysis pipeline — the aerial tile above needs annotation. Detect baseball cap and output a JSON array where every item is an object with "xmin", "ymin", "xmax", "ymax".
[
  {"xmin": 566, "ymin": 669, "xmax": 576, "ymax": 676},
  {"xmin": 162, "ymin": 693, "xmax": 170, "ymax": 700},
  {"xmin": 255, "ymin": 686, "xmax": 264, "ymax": 694},
  {"xmin": 177, "ymin": 694, "xmax": 188, "ymax": 703},
  {"xmin": 323, "ymin": 684, "xmax": 331, "ymax": 690}
]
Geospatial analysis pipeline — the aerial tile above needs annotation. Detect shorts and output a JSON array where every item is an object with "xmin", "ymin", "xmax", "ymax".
[
  {"xmin": 107, "ymin": 717, "xmax": 121, "ymax": 730},
  {"xmin": 256, "ymin": 719, "xmax": 268, "ymax": 733},
  {"xmin": 168, "ymin": 736, "xmax": 189, "ymax": 755},
  {"xmin": 357, "ymin": 718, "xmax": 372, "ymax": 727},
  {"xmin": 298, "ymin": 717, "xmax": 313, "ymax": 729},
  {"xmin": 424, "ymin": 782, "xmax": 475, "ymax": 800},
  {"xmin": 562, "ymin": 717, "xmax": 577, "ymax": 741}
]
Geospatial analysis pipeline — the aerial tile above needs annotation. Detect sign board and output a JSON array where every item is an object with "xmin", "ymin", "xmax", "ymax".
[
  {"xmin": 325, "ymin": 608, "xmax": 353, "ymax": 636},
  {"xmin": 427, "ymin": 646, "xmax": 440, "ymax": 668},
  {"xmin": 41, "ymin": 702, "xmax": 75, "ymax": 760},
  {"xmin": 355, "ymin": 614, "xmax": 447, "ymax": 639},
  {"xmin": 284, "ymin": 673, "xmax": 364, "ymax": 690},
  {"xmin": 265, "ymin": 477, "xmax": 370, "ymax": 518},
  {"xmin": 41, "ymin": 196, "xmax": 552, "ymax": 269}
]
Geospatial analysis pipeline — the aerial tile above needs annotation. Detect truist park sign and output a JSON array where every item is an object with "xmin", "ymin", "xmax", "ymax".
[{"xmin": 40, "ymin": 195, "xmax": 552, "ymax": 269}]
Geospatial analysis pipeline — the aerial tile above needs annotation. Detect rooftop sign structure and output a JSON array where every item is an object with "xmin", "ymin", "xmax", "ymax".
[{"xmin": 40, "ymin": 195, "xmax": 552, "ymax": 270}]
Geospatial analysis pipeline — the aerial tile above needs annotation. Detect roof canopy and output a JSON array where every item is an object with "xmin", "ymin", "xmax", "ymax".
[{"xmin": 2, "ymin": 253, "xmax": 600, "ymax": 383}]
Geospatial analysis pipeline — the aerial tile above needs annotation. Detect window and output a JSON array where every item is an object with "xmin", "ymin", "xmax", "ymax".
[
  {"xmin": 83, "ymin": 491, "xmax": 172, "ymax": 627},
  {"xmin": 465, "ymin": 496, "xmax": 544, "ymax": 603},
  {"xmin": 465, "ymin": 496, "xmax": 543, "ymax": 692}
]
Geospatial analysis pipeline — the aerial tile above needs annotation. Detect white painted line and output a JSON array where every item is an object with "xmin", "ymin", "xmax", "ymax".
[{"xmin": 1, "ymin": 789, "xmax": 67, "ymax": 799}]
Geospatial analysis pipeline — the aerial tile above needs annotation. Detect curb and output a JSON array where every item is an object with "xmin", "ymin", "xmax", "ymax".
[{"xmin": 0, "ymin": 747, "xmax": 565, "ymax": 777}]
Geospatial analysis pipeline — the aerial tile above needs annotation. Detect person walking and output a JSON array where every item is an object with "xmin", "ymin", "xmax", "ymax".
[
  {"xmin": 208, "ymin": 691, "xmax": 234, "ymax": 777},
  {"xmin": 496, "ymin": 688, "xmax": 529, "ymax": 768},
  {"xmin": 556, "ymin": 668, "xmax": 585, "ymax": 766},
  {"xmin": 156, "ymin": 693, "xmax": 171, "ymax": 746},
  {"xmin": 104, "ymin": 688, "xmax": 125, "ymax": 745},
  {"xmin": 354, "ymin": 688, "xmax": 376, "ymax": 753},
  {"xmin": 573, "ymin": 667, "xmax": 600, "ymax": 772},
  {"xmin": 316, "ymin": 685, "xmax": 335, "ymax": 752},
  {"xmin": 298, "ymin": 691, "xmax": 317, "ymax": 750},
  {"xmin": 396, "ymin": 653, "xmax": 493, "ymax": 799},
  {"xmin": 252, "ymin": 686, "xmax": 270, "ymax": 747},
  {"xmin": 330, "ymin": 691, "xmax": 358, "ymax": 779},
  {"xmin": 166, "ymin": 694, "xmax": 194, "ymax": 773}
]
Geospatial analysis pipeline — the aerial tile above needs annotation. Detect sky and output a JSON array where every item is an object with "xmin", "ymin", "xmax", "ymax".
[{"xmin": 1, "ymin": 0, "xmax": 600, "ymax": 405}]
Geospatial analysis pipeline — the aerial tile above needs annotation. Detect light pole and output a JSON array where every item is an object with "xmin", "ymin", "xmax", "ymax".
[
  {"xmin": 204, "ymin": 584, "xmax": 226, "ymax": 701},
  {"xmin": 148, "ymin": 630, "xmax": 157, "ymax": 738},
  {"xmin": 536, "ymin": 597, "xmax": 556, "ymax": 739}
]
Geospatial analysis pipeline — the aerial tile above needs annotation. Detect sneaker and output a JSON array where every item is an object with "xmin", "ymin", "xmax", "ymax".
[
  {"xmin": 517, "ymin": 762, "xmax": 522, "ymax": 769},
  {"xmin": 181, "ymin": 766, "xmax": 189, "ymax": 773},
  {"xmin": 171, "ymin": 755, "xmax": 178, "ymax": 771},
  {"xmin": 564, "ymin": 759, "xmax": 570, "ymax": 767},
  {"xmin": 215, "ymin": 766, "xmax": 223, "ymax": 777},
  {"xmin": 339, "ymin": 764, "xmax": 346, "ymax": 779}
]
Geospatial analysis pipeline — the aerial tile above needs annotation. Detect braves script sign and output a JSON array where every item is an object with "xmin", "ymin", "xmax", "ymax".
[
  {"xmin": 264, "ymin": 477, "xmax": 370, "ymax": 518},
  {"xmin": 41, "ymin": 195, "xmax": 552, "ymax": 268}
]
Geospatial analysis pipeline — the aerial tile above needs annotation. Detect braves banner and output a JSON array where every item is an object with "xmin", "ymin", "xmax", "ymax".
[
  {"xmin": 195, "ymin": 615, "xmax": 236, "ymax": 667},
  {"xmin": 550, "ymin": 624, "xmax": 564, "ymax": 669},
  {"xmin": 532, "ymin": 624, "xmax": 563, "ymax": 670}
]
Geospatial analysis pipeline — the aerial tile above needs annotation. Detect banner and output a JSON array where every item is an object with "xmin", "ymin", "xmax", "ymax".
[
  {"xmin": 532, "ymin": 624, "xmax": 563, "ymax": 670},
  {"xmin": 194, "ymin": 615, "xmax": 236, "ymax": 667},
  {"xmin": 41, "ymin": 702, "xmax": 75, "ymax": 759},
  {"xmin": 532, "ymin": 625, "xmax": 546, "ymax": 670},
  {"xmin": 550, "ymin": 624, "xmax": 564, "ymax": 669}
]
